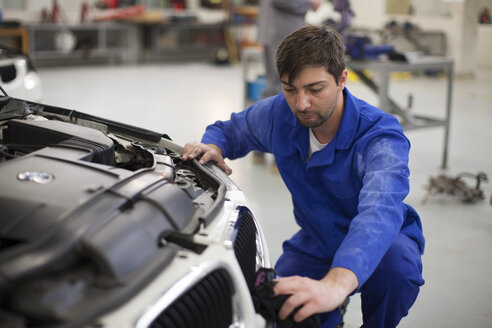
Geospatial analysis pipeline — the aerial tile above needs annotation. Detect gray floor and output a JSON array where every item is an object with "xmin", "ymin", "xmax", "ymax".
[{"xmin": 37, "ymin": 61, "xmax": 492, "ymax": 327}]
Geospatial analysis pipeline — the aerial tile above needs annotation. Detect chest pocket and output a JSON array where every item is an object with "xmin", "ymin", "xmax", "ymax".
[
  {"xmin": 322, "ymin": 177, "xmax": 360, "ymax": 199},
  {"xmin": 301, "ymin": 167, "xmax": 359, "ymax": 221},
  {"xmin": 309, "ymin": 162, "xmax": 361, "ymax": 200}
]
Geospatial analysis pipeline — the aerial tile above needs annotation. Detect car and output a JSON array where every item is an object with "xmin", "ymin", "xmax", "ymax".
[
  {"xmin": 0, "ymin": 91, "xmax": 272, "ymax": 328},
  {"xmin": 0, "ymin": 45, "xmax": 42, "ymax": 102}
]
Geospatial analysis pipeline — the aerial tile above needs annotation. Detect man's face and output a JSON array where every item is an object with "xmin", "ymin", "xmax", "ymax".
[{"xmin": 281, "ymin": 67, "xmax": 346, "ymax": 128}]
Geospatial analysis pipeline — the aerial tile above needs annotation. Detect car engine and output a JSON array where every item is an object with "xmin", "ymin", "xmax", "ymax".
[{"xmin": 0, "ymin": 96, "xmax": 270, "ymax": 328}]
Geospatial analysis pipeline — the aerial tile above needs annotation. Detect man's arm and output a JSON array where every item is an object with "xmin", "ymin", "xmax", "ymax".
[
  {"xmin": 181, "ymin": 141, "xmax": 232, "ymax": 175},
  {"xmin": 182, "ymin": 95, "xmax": 281, "ymax": 174},
  {"xmin": 273, "ymin": 267, "xmax": 358, "ymax": 322}
]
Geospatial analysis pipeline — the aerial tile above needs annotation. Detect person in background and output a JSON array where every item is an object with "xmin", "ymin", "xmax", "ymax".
[
  {"xmin": 182, "ymin": 25, "xmax": 425, "ymax": 328},
  {"xmin": 253, "ymin": 0, "xmax": 321, "ymax": 164},
  {"xmin": 258, "ymin": 0, "xmax": 321, "ymax": 98}
]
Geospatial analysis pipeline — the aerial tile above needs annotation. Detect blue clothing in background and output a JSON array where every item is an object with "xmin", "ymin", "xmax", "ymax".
[{"xmin": 201, "ymin": 88, "xmax": 424, "ymax": 289}]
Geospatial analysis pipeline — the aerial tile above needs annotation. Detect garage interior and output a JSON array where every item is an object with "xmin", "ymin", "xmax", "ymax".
[{"xmin": 1, "ymin": 0, "xmax": 491, "ymax": 327}]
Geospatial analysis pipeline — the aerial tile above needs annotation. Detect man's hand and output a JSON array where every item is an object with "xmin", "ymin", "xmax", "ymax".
[
  {"xmin": 273, "ymin": 267, "xmax": 358, "ymax": 322},
  {"xmin": 181, "ymin": 141, "xmax": 232, "ymax": 175}
]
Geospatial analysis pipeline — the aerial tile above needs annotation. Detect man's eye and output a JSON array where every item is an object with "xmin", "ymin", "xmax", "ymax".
[
  {"xmin": 310, "ymin": 88, "xmax": 322, "ymax": 94},
  {"xmin": 284, "ymin": 88, "xmax": 295, "ymax": 93}
]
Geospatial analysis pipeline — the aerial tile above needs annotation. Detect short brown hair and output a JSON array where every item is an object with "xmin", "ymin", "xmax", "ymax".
[{"xmin": 276, "ymin": 25, "xmax": 346, "ymax": 85}]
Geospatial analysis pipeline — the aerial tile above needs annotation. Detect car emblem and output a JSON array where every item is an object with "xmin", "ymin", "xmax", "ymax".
[{"xmin": 17, "ymin": 171, "xmax": 55, "ymax": 184}]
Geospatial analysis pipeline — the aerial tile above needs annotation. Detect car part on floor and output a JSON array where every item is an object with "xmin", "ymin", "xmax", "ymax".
[{"xmin": 424, "ymin": 171, "xmax": 488, "ymax": 203}]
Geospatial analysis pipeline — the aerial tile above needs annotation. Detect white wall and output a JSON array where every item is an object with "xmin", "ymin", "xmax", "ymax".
[
  {"xmin": 476, "ymin": 0, "xmax": 492, "ymax": 67},
  {"xmin": 478, "ymin": 0, "xmax": 492, "ymax": 10},
  {"xmin": 476, "ymin": 25, "xmax": 492, "ymax": 67}
]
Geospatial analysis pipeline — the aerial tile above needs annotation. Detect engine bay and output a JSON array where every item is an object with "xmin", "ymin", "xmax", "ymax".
[{"xmin": 0, "ymin": 96, "xmax": 227, "ymax": 326}]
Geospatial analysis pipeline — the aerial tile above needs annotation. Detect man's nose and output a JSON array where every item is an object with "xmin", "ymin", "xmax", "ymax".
[{"xmin": 296, "ymin": 91, "xmax": 311, "ymax": 111}]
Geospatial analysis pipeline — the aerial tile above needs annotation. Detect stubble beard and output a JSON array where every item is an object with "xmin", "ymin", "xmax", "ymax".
[{"xmin": 295, "ymin": 91, "xmax": 339, "ymax": 128}]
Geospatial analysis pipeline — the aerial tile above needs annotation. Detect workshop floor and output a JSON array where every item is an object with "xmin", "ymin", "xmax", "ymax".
[{"xmin": 38, "ymin": 61, "xmax": 492, "ymax": 328}]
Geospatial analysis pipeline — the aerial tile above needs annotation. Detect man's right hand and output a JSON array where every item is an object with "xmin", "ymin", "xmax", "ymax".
[{"xmin": 181, "ymin": 141, "xmax": 233, "ymax": 175}]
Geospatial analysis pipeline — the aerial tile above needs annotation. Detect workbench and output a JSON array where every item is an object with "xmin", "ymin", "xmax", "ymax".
[
  {"xmin": 0, "ymin": 28, "xmax": 29, "ymax": 54},
  {"xmin": 347, "ymin": 57, "xmax": 454, "ymax": 169},
  {"xmin": 27, "ymin": 23, "xmax": 138, "ymax": 64}
]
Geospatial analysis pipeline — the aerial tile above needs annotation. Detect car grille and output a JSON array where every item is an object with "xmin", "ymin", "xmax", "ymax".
[
  {"xmin": 149, "ymin": 269, "xmax": 234, "ymax": 328},
  {"xmin": 233, "ymin": 209, "xmax": 258, "ymax": 290},
  {"xmin": 0, "ymin": 64, "xmax": 16, "ymax": 83}
]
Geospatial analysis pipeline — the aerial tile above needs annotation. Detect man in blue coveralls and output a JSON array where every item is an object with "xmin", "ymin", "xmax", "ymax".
[{"xmin": 182, "ymin": 25, "xmax": 425, "ymax": 328}]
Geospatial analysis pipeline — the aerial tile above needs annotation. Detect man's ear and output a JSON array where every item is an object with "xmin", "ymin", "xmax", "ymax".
[{"xmin": 338, "ymin": 69, "xmax": 348, "ymax": 91}]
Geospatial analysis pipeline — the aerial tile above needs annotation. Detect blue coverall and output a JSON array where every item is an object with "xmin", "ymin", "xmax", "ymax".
[{"xmin": 202, "ymin": 88, "xmax": 425, "ymax": 327}]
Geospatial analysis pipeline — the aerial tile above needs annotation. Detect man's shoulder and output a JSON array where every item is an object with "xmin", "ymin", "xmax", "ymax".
[
  {"xmin": 344, "ymin": 91, "xmax": 406, "ymax": 149},
  {"xmin": 351, "ymin": 95, "xmax": 402, "ymax": 131},
  {"xmin": 255, "ymin": 94, "xmax": 292, "ymax": 117}
]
